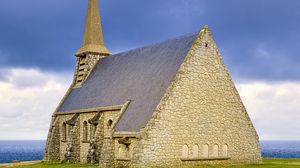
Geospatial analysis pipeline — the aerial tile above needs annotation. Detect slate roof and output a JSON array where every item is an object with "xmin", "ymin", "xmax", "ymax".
[{"xmin": 58, "ymin": 33, "xmax": 198, "ymax": 132}]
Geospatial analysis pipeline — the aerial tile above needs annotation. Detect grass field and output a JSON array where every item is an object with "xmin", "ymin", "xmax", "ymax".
[{"xmin": 1, "ymin": 158, "xmax": 300, "ymax": 168}]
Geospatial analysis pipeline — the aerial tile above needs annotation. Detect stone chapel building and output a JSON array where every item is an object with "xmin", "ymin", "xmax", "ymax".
[{"xmin": 44, "ymin": 0, "xmax": 261, "ymax": 167}]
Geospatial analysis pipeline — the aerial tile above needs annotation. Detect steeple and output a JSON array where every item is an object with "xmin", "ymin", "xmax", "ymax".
[
  {"xmin": 73, "ymin": 0, "xmax": 110, "ymax": 87},
  {"xmin": 75, "ymin": 0, "xmax": 110, "ymax": 56}
]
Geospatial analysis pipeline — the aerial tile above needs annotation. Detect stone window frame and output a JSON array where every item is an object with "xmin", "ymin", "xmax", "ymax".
[
  {"xmin": 61, "ymin": 122, "xmax": 67, "ymax": 142},
  {"xmin": 222, "ymin": 144, "xmax": 229, "ymax": 157},
  {"xmin": 212, "ymin": 144, "xmax": 219, "ymax": 157},
  {"xmin": 107, "ymin": 119, "xmax": 113, "ymax": 129},
  {"xmin": 202, "ymin": 144, "xmax": 209, "ymax": 158},
  {"xmin": 82, "ymin": 121, "xmax": 89, "ymax": 143},
  {"xmin": 117, "ymin": 144, "xmax": 130, "ymax": 161},
  {"xmin": 192, "ymin": 144, "xmax": 199, "ymax": 158},
  {"xmin": 181, "ymin": 144, "xmax": 189, "ymax": 159}
]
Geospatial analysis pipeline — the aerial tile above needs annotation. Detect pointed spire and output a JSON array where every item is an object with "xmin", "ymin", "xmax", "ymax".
[{"xmin": 75, "ymin": 0, "xmax": 110, "ymax": 56}]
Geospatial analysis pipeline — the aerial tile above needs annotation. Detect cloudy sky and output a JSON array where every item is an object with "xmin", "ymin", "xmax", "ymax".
[{"xmin": 0, "ymin": 0, "xmax": 299, "ymax": 140}]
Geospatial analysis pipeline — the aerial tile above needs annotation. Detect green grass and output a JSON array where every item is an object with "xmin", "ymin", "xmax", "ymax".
[
  {"xmin": 2, "ymin": 158, "xmax": 300, "ymax": 168},
  {"xmin": 191, "ymin": 158, "xmax": 300, "ymax": 168},
  {"xmin": 1, "ymin": 162, "xmax": 99, "ymax": 168}
]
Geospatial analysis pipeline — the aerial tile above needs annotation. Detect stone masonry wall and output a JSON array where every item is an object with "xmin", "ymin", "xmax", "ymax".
[
  {"xmin": 132, "ymin": 27, "xmax": 261, "ymax": 167},
  {"xmin": 99, "ymin": 110, "xmax": 123, "ymax": 167},
  {"xmin": 114, "ymin": 138, "xmax": 139, "ymax": 168},
  {"xmin": 86, "ymin": 54, "xmax": 106, "ymax": 72},
  {"xmin": 45, "ymin": 109, "xmax": 123, "ymax": 165},
  {"xmin": 79, "ymin": 113, "xmax": 98, "ymax": 163},
  {"xmin": 59, "ymin": 114, "xmax": 80, "ymax": 163},
  {"xmin": 44, "ymin": 116, "xmax": 60, "ymax": 161}
]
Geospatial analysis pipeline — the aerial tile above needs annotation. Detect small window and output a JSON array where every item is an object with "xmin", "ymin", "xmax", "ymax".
[
  {"xmin": 118, "ymin": 146, "xmax": 124, "ymax": 158},
  {"xmin": 83, "ymin": 121, "xmax": 88, "ymax": 141},
  {"xmin": 205, "ymin": 43, "xmax": 208, "ymax": 48},
  {"xmin": 212, "ymin": 144, "xmax": 219, "ymax": 157},
  {"xmin": 223, "ymin": 144, "xmax": 228, "ymax": 157},
  {"xmin": 182, "ymin": 145, "xmax": 189, "ymax": 158},
  {"xmin": 62, "ymin": 122, "xmax": 67, "ymax": 140},
  {"xmin": 202, "ymin": 144, "xmax": 209, "ymax": 158},
  {"xmin": 107, "ymin": 119, "xmax": 113, "ymax": 128},
  {"xmin": 118, "ymin": 145, "xmax": 128, "ymax": 158},
  {"xmin": 192, "ymin": 145, "xmax": 199, "ymax": 158}
]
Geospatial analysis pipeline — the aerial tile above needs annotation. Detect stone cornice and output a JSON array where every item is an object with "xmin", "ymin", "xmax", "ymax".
[
  {"xmin": 113, "ymin": 132, "xmax": 140, "ymax": 138},
  {"xmin": 112, "ymin": 100, "xmax": 131, "ymax": 130},
  {"xmin": 53, "ymin": 105, "xmax": 123, "ymax": 116}
]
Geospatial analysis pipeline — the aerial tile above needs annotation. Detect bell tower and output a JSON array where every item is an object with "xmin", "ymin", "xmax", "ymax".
[{"xmin": 74, "ymin": 0, "xmax": 110, "ymax": 87}]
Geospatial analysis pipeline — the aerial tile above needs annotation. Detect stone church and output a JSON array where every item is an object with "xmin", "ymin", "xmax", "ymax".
[{"xmin": 44, "ymin": 0, "xmax": 261, "ymax": 167}]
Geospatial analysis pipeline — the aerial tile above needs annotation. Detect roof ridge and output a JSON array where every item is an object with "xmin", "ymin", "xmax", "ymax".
[{"xmin": 112, "ymin": 32, "xmax": 198, "ymax": 56}]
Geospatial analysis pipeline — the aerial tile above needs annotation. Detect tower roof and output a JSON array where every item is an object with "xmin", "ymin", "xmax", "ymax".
[{"xmin": 76, "ymin": 0, "xmax": 110, "ymax": 56}]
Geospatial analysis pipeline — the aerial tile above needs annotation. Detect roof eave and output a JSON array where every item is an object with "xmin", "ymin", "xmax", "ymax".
[{"xmin": 75, "ymin": 44, "xmax": 111, "ymax": 57}]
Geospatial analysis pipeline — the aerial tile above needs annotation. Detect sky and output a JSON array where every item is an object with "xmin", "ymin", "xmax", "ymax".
[{"xmin": 0, "ymin": 0, "xmax": 299, "ymax": 140}]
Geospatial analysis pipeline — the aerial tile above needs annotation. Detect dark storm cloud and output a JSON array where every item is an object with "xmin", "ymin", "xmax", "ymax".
[
  {"xmin": 0, "ymin": 0, "xmax": 299, "ymax": 81},
  {"xmin": 0, "ymin": 0, "xmax": 82, "ymax": 70}
]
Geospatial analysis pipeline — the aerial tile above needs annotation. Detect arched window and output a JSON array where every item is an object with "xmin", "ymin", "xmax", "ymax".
[
  {"xmin": 212, "ymin": 144, "xmax": 219, "ymax": 157},
  {"xmin": 107, "ymin": 119, "xmax": 113, "ymax": 129},
  {"xmin": 223, "ymin": 144, "xmax": 228, "ymax": 157},
  {"xmin": 192, "ymin": 145, "xmax": 199, "ymax": 158},
  {"xmin": 83, "ymin": 121, "xmax": 88, "ymax": 141},
  {"xmin": 181, "ymin": 145, "xmax": 189, "ymax": 158},
  {"xmin": 202, "ymin": 144, "xmax": 209, "ymax": 158},
  {"xmin": 62, "ymin": 122, "xmax": 67, "ymax": 140}
]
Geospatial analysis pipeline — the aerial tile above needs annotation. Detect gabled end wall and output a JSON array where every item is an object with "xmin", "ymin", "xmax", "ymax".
[{"xmin": 132, "ymin": 26, "xmax": 261, "ymax": 167}]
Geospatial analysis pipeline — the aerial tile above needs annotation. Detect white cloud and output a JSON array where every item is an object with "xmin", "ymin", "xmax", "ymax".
[
  {"xmin": 0, "ymin": 68, "xmax": 72, "ymax": 140},
  {"xmin": 237, "ymin": 81, "xmax": 300, "ymax": 140}
]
